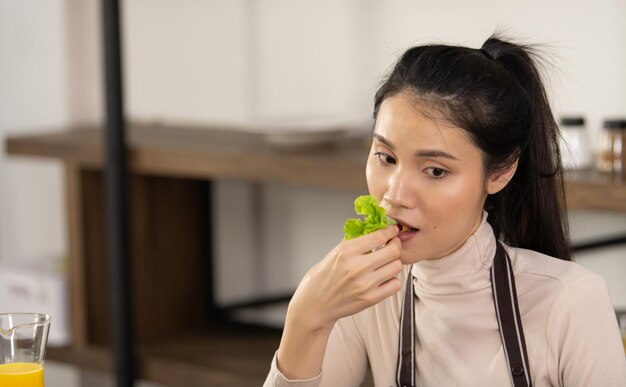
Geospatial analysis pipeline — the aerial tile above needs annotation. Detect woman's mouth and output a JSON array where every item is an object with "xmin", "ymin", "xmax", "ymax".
[
  {"xmin": 398, "ymin": 224, "xmax": 414, "ymax": 232},
  {"xmin": 395, "ymin": 221, "xmax": 419, "ymax": 242}
]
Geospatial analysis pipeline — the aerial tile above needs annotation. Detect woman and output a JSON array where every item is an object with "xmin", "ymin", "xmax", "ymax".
[{"xmin": 264, "ymin": 36, "xmax": 626, "ymax": 386}]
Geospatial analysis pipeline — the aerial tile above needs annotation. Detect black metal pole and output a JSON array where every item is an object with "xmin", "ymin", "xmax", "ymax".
[{"xmin": 102, "ymin": 0, "xmax": 135, "ymax": 386}]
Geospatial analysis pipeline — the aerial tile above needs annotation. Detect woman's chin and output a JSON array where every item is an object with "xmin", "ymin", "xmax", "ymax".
[{"xmin": 398, "ymin": 250, "xmax": 431, "ymax": 265}]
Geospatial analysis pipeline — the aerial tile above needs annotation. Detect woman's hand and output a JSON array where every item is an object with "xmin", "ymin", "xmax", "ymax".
[
  {"xmin": 288, "ymin": 224, "xmax": 404, "ymax": 332},
  {"xmin": 275, "ymin": 225, "xmax": 403, "ymax": 380}
]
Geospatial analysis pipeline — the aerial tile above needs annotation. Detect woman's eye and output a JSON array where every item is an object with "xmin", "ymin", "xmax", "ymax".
[
  {"xmin": 374, "ymin": 152, "xmax": 396, "ymax": 165},
  {"xmin": 424, "ymin": 167, "xmax": 448, "ymax": 178}
]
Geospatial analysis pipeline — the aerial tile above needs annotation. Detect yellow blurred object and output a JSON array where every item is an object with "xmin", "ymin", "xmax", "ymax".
[{"xmin": 0, "ymin": 363, "xmax": 44, "ymax": 387}]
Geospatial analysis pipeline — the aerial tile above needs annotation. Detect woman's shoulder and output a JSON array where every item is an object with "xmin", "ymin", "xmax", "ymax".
[
  {"xmin": 504, "ymin": 244, "xmax": 616, "ymax": 332},
  {"xmin": 504, "ymin": 244, "xmax": 605, "ymax": 289}
]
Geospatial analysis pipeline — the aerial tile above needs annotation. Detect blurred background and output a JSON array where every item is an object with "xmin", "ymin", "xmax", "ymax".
[{"xmin": 2, "ymin": 0, "xmax": 626, "ymax": 386}]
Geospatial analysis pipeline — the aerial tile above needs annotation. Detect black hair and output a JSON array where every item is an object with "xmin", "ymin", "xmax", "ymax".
[{"xmin": 373, "ymin": 35, "xmax": 571, "ymax": 261}]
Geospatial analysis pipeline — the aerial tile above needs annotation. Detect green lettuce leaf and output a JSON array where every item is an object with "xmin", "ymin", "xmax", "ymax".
[{"xmin": 343, "ymin": 195, "xmax": 396, "ymax": 240}]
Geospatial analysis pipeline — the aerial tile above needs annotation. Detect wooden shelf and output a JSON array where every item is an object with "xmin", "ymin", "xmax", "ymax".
[
  {"xmin": 6, "ymin": 124, "xmax": 626, "ymax": 211},
  {"xmin": 563, "ymin": 169, "xmax": 626, "ymax": 212},
  {"xmin": 5, "ymin": 123, "xmax": 369, "ymax": 191}
]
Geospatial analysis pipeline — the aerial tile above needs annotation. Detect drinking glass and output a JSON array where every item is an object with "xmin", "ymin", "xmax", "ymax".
[{"xmin": 0, "ymin": 313, "xmax": 51, "ymax": 387}]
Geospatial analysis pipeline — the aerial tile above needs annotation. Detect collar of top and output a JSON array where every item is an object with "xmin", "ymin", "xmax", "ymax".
[{"xmin": 410, "ymin": 211, "xmax": 497, "ymax": 295}]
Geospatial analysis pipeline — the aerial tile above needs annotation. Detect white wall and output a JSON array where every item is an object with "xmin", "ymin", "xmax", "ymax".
[
  {"xmin": 0, "ymin": 0, "xmax": 70, "ymax": 265},
  {"xmin": 2, "ymin": 0, "xmax": 626, "ymax": 306},
  {"xmin": 362, "ymin": 0, "xmax": 626, "ymax": 147},
  {"xmin": 123, "ymin": 0, "xmax": 251, "ymax": 122}
]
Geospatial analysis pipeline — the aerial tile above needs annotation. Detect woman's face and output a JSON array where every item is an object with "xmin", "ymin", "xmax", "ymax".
[{"xmin": 366, "ymin": 91, "xmax": 490, "ymax": 264}]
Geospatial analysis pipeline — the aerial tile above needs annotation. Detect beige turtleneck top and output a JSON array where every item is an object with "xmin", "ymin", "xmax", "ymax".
[{"xmin": 264, "ymin": 216, "xmax": 626, "ymax": 387}]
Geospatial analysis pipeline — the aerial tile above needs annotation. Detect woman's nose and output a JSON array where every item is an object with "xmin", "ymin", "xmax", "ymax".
[{"xmin": 384, "ymin": 170, "xmax": 416, "ymax": 209}]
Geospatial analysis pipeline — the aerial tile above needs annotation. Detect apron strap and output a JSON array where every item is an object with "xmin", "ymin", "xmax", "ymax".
[
  {"xmin": 396, "ymin": 265, "xmax": 416, "ymax": 387},
  {"xmin": 395, "ymin": 242, "xmax": 532, "ymax": 387},
  {"xmin": 491, "ymin": 242, "xmax": 533, "ymax": 387}
]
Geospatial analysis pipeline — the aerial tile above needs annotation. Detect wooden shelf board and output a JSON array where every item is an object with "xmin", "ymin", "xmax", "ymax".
[
  {"xmin": 6, "ymin": 124, "xmax": 626, "ymax": 211},
  {"xmin": 5, "ymin": 124, "xmax": 369, "ymax": 191},
  {"xmin": 564, "ymin": 169, "xmax": 626, "ymax": 212}
]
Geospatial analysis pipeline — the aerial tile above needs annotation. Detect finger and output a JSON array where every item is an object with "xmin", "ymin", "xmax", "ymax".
[
  {"xmin": 363, "ymin": 237, "xmax": 402, "ymax": 269},
  {"xmin": 361, "ymin": 256, "xmax": 403, "ymax": 290},
  {"xmin": 367, "ymin": 250, "xmax": 404, "ymax": 286},
  {"xmin": 374, "ymin": 257, "xmax": 404, "ymax": 280},
  {"xmin": 368, "ymin": 277, "xmax": 402, "ymax": 304},
  {"xmin": 343, "ymin": 224, "xmax": 399, "ymax": 255}
]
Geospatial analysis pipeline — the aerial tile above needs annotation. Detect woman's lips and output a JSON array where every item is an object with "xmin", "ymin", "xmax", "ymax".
[
  {"xmin": 396, "ymin": 223, "xmax": 419, "ymax": 242},
  {"xmin": 397, "ymin": 227, "xmax": 418, "ymax": 242}
]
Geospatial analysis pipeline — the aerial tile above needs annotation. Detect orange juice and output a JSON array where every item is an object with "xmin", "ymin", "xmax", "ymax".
[{"xmin": 0, "ymin": 363, "xmax": 44, "ymax": 387}]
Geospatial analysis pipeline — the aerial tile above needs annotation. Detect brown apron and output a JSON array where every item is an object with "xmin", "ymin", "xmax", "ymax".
[{"xmin": 395, "ymin": 242, "xmax": 532, "ymax": 387}]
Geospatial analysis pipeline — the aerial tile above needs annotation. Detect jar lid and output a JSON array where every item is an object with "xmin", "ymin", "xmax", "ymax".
[
  {"xmin": 560, "ymin": 117, "xmax": 585, "ymax": 126},
  {"xmin": 603, "ymin": 119, "xmax": 626, "ymax": 129}
]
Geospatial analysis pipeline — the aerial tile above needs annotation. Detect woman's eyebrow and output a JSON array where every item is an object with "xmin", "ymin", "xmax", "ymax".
[
  {"xmin": 415, "ymin": 150, "xmax": 460, "ymax": 160},
  {"xmin": 373, "ymin": 133, "xmax": 395, "ymax": 149},
  {"xmin": 373, "ymin": 133, "xmax": 459, "ymax": 160}
]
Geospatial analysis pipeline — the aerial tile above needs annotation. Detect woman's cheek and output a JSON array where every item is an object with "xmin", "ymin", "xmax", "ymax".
[{"xmin": 365, "ymin": 163, "xmax": 385, "ymax": 198}]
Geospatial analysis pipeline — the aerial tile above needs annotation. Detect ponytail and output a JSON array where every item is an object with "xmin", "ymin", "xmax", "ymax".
[
  {"xmin": 481, "ymin": 38, "xmax": 570, "ymax": 261},
  {"xmin": 374, "ymin": 35, "xmax": 571, "ymax": 260}
]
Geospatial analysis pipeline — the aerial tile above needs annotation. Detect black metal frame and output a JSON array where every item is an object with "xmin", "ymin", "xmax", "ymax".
[{"xmin": 102, "ymin": 0, "xmax": 135, "ymax": 386}]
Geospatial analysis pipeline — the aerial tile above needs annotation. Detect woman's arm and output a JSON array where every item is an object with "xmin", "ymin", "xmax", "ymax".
[
  {"xmin": 273, "ymin": 224, "xmax": 403, "ymax": 382},
  {"xmin": 264, "ymin": 313, "xmax": 370, "ymax": 387}
]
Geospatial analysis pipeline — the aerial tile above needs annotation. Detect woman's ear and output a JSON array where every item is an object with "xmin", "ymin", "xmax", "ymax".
[{"xmin": 486, "ymin": 160, "xmax": 518, "ymax": 195}]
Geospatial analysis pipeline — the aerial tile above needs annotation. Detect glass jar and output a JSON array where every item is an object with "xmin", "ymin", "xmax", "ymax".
[
  {"xmin": 559, "ymin": 116, "xmax": 592, "ymax": 170},
  {"xmin": 596, "ymin": 119, "xmax": 626, "ymax": 175}
]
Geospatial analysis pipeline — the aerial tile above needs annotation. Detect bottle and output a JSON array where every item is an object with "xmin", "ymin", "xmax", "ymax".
[
  {"xmin": 559, "ymin": 117, "xmax": 592, "ymax": 170},
  {"xmin": 596, "ymin": 119, "xmax": 626, "ymax": 175}
]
